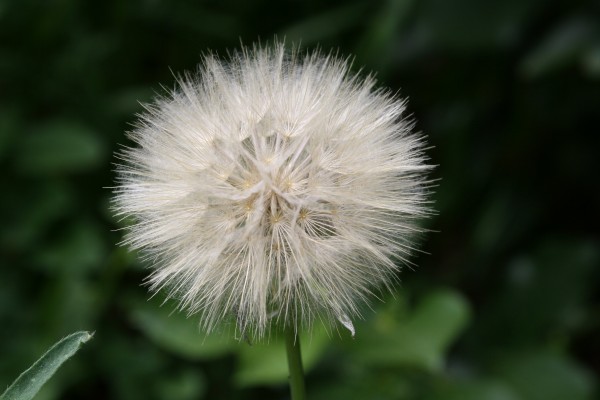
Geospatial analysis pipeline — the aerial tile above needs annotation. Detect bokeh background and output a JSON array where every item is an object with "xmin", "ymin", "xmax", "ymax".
[{"xmin": 1, "ymin": 0, "xmax": 599, "ymax": 399}]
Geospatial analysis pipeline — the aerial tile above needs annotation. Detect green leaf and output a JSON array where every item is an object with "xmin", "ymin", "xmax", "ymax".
[
  {"xmin": 155, "ymin": 369, "xmax": 206, "ymax": 400},
  {"xmin": 493, "ymin": 350, "xmax": 595, "ymax": 400},
  {"xmin": 311, "ymin": 370, "xmax": 415, "ymax": 400},
  {"xmin": 235, "ymin": 324, "xmax": 330, "ymax": 387},
  {"xmin": 476, "ymin": 238, "xmax": 598, "ymax": 346},
  {"xmin": 349, "ymin": 289, "xmax": 471, "ymax": 371},
  {"xmin": 427, "ymin": 378, "xmax": 519, "ymax": 400},
  {"xmin": 129, "ymin": 297, "xmax": 236, "ymax": 360},
  {"xmin": 0, "ymin": 331, "xmax": 93, "ymax": 400}
]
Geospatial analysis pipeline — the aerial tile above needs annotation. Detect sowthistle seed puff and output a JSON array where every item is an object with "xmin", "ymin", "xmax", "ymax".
[{"xmin": 114, "ymin": 42, "xmax": 432, "ymax": 340}]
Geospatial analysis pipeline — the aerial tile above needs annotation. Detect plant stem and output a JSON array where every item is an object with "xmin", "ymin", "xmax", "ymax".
[{"xmin": 284, "ymin": 326, "xmax": 306, "ymax": 400}]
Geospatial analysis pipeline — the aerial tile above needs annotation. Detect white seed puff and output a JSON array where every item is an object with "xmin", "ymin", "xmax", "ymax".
[{"xmin": 114, "ymin": 42, "xmax": 432, "ymax": 339}]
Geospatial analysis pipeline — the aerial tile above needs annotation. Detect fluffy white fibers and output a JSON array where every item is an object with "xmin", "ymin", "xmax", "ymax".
[{"xmin": 114, "ymin": 42, "xmax": 432, "ymax": 340}]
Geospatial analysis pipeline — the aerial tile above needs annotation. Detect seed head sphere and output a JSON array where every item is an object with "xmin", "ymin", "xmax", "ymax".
[{"xmin": 114, "ymin": 43, "xmax": 432, "ymax": 339}]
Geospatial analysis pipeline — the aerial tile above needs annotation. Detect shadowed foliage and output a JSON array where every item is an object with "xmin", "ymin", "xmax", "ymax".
[{"xmin": 0, "ymin": 0, "xmax": 598, "ymax": 399}]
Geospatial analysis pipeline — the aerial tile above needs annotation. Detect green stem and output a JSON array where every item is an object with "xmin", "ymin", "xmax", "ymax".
[{"xmin": 284, "ymin": 326, "xmax": 306, "ymax": 400}]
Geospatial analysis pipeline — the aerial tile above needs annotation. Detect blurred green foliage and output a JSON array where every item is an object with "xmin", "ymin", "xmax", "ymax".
[{"xmin": 1, "ymin": 0, "xmax": 598, "ymax": 399}]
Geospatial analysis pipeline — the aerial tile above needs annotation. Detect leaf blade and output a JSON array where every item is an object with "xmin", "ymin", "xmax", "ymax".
[{"xmin": 1, "ymin": 331, "xmax": 93, "ymax": 400}]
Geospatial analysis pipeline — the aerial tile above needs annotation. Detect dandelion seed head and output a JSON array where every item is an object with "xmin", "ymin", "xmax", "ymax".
[{"xmin": 114, "ymin": 42, "xmax": 432, "ymax": 339}]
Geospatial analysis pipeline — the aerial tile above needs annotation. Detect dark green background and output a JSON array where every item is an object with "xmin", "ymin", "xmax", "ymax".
[{"xmin": 1, "ymin": 0, "xmax": 598, "ymax": 399}]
